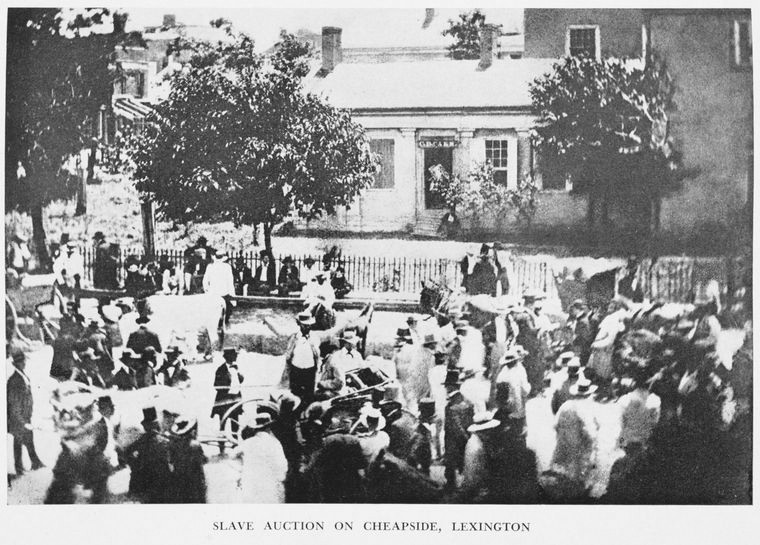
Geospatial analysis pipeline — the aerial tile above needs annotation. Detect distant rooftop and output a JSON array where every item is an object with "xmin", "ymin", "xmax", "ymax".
[{"xmin": 306, "ymin": 58, "xmax": 558, "ymax": 111}]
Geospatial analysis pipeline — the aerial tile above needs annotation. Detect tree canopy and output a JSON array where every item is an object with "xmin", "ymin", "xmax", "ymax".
[
  {"xmin": 530, "ymin": 55, "xmax": 681, "ymax": 235},
  {"xmin": 6, "ymin": 8, "xmax": 122, "ymax": 268},
  {"xmin": 442, "ymin": 10, "xmax": 487, "ymax": 60},
  {"xmin": 130, "ymin": 30, "xmax": 377, "ymax": 254}
]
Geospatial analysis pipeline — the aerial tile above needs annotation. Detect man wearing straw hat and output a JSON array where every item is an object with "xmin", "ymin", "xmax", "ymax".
[
  {"xmin": 283, "ymin": 311, "xmax": 320, "ymax": 405},
  {"xmin": 168, "ymin": 416, "xmax": 207, "ymax": 503},
  {"xmin": 460, "ymin": 411, "xmax": 501, "ymax": 499},
  {"xmin": 235, "ymin": 412, "xmax": 288, "ymax": 503}
]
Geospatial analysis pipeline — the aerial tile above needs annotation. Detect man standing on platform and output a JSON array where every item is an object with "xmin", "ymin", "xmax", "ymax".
[
  {"xmin": 203, "ymin": 251, "xmax": 236, "ymax": 327},
  {"xmin": 282, "ymin": 312, "xmax": 320, "ymax": 406}
]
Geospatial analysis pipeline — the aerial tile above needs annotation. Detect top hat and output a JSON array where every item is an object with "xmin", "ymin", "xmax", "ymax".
[
  {"xmin": 395, "ymin": 327, "xmax": 412, "ymax": 340},
  {"xmin": 223, "ymin": 347, "xmax": 239, "ymax": 360},
  {"xmin": 259, "ymin": 249, "xmax": 270, "ymax": 258},
  {"xmin": 297, "ymin": 311, "xmax": 316, "ymax": 326},
  {"xmin": 418, "ymin": 398, "xmax": 436, "ymax": 422},
  {"xmin": 340, "ymin": 330, "xmax": 359, "ymax": 345},
  {"xmin": 467, "ymin": 411, "xmax": 500, "ymax": 433},
  {"xmin": 421, "ymin": 333, "xmax": 437, "ymax": 347},
  {"xmin": 479, "ymin": 243, "xmax": 492, "ymax": 256},
  {"xmin": 569, "ymin": 376, "xmax": 598, "ymax": 396},
  {"xmin": 170, "ymin": 417, "xmax": 198, "ymax": 437},
  {"xmin": 444, "ymin": 368, "xmax": 463, "ymax": 387},
  {"xmin": 141, "ymin": 406, "xmax": 159, "ymax": 425}
]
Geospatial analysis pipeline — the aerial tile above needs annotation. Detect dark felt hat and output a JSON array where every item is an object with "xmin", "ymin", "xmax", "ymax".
[
  {"xmin": 141, "ymin": 406, "xmax": 158, "ymax": 425},
  {"xmin": 418, "ymin": 398, "xmax": 436, "ymax": 422}
]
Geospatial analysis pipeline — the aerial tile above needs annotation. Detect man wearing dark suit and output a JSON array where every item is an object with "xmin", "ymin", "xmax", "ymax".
[
  {"xmin": 7, "ymin": 348, "xmax": 45, "ymax": 475},
  {"xmin": 252, "ymin": 250, "xmax": 277, "ymax": 294},
  {"xmin": 210, "ymin": 347, "xmax": 245, "ymax": 453},
  {"xmin": 126, "ymin": 315, "xmax": 162, "ymax": 356},
  {"xmin": 232, "ymin": 256, "xmax": 253, "ymax": 295},
  {"xmin": 469, "ymin": 244, "xmax": 497, "ymax": 296}
]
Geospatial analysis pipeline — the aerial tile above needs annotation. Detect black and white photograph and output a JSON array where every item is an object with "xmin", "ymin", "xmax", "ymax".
[{"xmin": 2, "ymin": 2, "xmax": 755, "ymax": 524}]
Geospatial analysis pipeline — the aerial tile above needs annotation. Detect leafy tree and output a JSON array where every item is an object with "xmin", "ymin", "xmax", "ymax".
[
  {"xmin": 130, "ymin": 30, "xmax": 377, "ymax": 257},
  {"xmin": 428, "ymin": 163, "xmax": 538, "ymax": 235},
  {"xmin": 530, "ymin": 55, "xmax": 681, "ymax": 237},
  {"xmin": 442, "ymin": 10, "xmax": 486, "ymax": 60},
  {"xmin": 5, "ymin": 8, "xmax": 123, "ymax": 269}
]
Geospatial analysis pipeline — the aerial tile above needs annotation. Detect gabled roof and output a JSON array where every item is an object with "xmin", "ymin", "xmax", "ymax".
[{"xmin": 305, "ymin": 58, "xmax": 557, "ymax": 112}]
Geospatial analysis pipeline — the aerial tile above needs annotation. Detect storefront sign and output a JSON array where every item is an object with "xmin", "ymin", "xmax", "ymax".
[{"xmin": 418, "ymin": 137, "xmax": 460, "ymax": 148}]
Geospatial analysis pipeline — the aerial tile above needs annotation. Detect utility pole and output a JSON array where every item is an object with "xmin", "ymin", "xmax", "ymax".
[{"xmin": 141, "ymin": 199, "xmax": 156, "ymax": 260}]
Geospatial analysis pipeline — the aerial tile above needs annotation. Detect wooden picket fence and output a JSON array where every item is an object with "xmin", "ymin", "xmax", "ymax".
[{"xmin": 79, "ymin": 247, "xmax": 738, "ymax": 303}]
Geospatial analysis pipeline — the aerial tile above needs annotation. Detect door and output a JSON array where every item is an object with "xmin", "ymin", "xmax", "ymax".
[{"xmin": 423, "ymin": 147, "xmax": 453, "ymax": 210}]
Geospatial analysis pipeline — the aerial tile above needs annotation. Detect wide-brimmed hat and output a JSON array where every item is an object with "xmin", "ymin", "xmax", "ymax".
[
  {"xmin": 467, "ymin": 411, "xmax": 500, "ymax": 433},
  {"xmin": 304, "ymin": 257, "xmax": 316, "ymax": 266},
  {"xmin": 357, "ymin": 406, "xmax": 386, "ymax": 431},
  {"xmin": 120, "ymin": 349, "xmax": 135, "ymax": 362},
  {"xmin": 141, "ymin": 406, "xmax": 159, "ymax": 425},
  {"xmin": 340, "ymin": 330, "xmax": 359, "ymax": 346},
  {"xmin": 499, "ymin": 349, "xmax": 524, "ymax": 366},
  {"xmin": 297, "ymin": 311, "xmax": 316, "ymax": 326},
  {"xmin": 77, "ymin": 346, "xmax": 97, "ymax": 360},
  {"xmin": 406, "ymin": 315, "xmax": 418, "ymax": 325},
  {"xmin": 315, "ymin": 271, "xmax": 327, "ymax": 280},
  {"xmin": 92, "ymin": 231, "xmax": 106, "ymax": 241},
  {"xmin": 170, "ymin": 416, "xmax": 198, "ymax": 437},
  {"xmin": 454, "ymin": 319, "xmax": 470, "ymax": 332},
  {"xmin": 101, "ymin": 305, "xmax": 122, "ymax": 323},
  {"xmin": 135, "ymin": 315, "xmax": 151, "ymax": 325},
  {"xmin": 569, "ymin": 376, "xmax": 598, "ymax": 396},
  {"xmin": 217, "ymin": 251, "xmax": 229, "ymax": 262},
  {"xmin": 522, "ymin": 288, "xmax": 547, "ymax": 302},
  {"xmin": 88, "ymin": 317, "xmax": 104, "ymax": 329},
  {"xmin": 258, "ymin": 249, "xmax": 270, "ymax": 258},
  {"xmin": 556, "ymin": 351, "xmax": 576, "ymax": 367},
  {"xmin": 242, "ymin": 412, "xmax": 274, "ymax": 433},
  {"xmin": 165, "ymin": 345, "xmax": 182, "ymax": 355},
  {"xmin": 421, "ymin": 333, "xmax": 437, "ymax": 347},
  {"xmin": 282, "ymin": 255, "xmax": 293, "ymax": 263},
  {"xmin": 271, "ymin": 391, "xmax": 302, "ymax": 414}
]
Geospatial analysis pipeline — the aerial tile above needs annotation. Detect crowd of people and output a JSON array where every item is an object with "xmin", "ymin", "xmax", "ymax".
[{"xmin": 6, "ymin": 233, "xmax": 752, "ymax": 504}]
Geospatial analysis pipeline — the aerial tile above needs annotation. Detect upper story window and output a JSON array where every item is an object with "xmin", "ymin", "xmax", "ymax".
[
  {"xmin": 732, "ymin": 19, "xmax": 752, "ymax": 68},
  {"xmin": 485, "ymin": 140, "xmax": 509, "ymax": 185},
  {"xmin": 369, "ymin": 139, "xmax": 395, "ymax": 189},
  {"xmin": 567, "ymin": 25, "xmax": 600, "ymax": 60}
]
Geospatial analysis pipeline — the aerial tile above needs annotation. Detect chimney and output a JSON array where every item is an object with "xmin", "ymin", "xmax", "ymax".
[
  {"xmin": 321, "ymin": 27, "xmax": 343, "ymax": 73},
  {"xmin": 478, "ymin": 24, "xmax": 501, "ymax": 70},
  {"xmin": 163, "ymin": 14, "xmax": 176, "ymax": 28},
  {"xmin": 422, "ymin": 8, "xmax": 436, "ymax": 29}
]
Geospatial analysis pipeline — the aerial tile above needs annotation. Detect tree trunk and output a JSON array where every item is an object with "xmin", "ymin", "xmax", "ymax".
[
  {"xmin": 75, "ymin": 152, "xmax": 87, "ymax": 216},
  {"xmin": 263, "ymin": 222, "xmax": 273, "ymax": 257},
  {"xmin": 30, "ymin": 201, "xmax": 51, "ymax": 272},
  {"xmin": 141, "ymin": 200, "xmax": 156, "ymax": 260},
  {"xmin": 586, "ymin": 192, "xmax": 596, "ymax": 230}
]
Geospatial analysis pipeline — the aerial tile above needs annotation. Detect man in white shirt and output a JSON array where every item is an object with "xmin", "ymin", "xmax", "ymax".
[
  {"xmin": 304, "ymin": 272, "xmax": 335, "ymax": 311},
  {"xmin": 53, "ymin": 241, "xmax": 85, "ymax": 288},
  {"xmin": 203, "ymin": 251, "xmax": 236, "ymax": 327},
  {"xmin": 282, "ymin": 312, "xmax": 320, "ymax": 405},
  {"xmin": 495, "ymin": 350, "xmax": 531, "ymax": 436}
]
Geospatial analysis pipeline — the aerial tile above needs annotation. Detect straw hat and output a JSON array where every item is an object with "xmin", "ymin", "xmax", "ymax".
[
  {"xmin": 170, "ymin": 416, "xmax": 198, "ymax": 437},
  {"xmin": 340, "ymin": 330, "xmax": 359, "ymax": 346},
  {"xmin": 296, "ymin": 311, "xmax": 316, "ymax": 326},
  {"xmin": 357, "ymin": 405, "xmax": 386, "ymax": 431}
]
